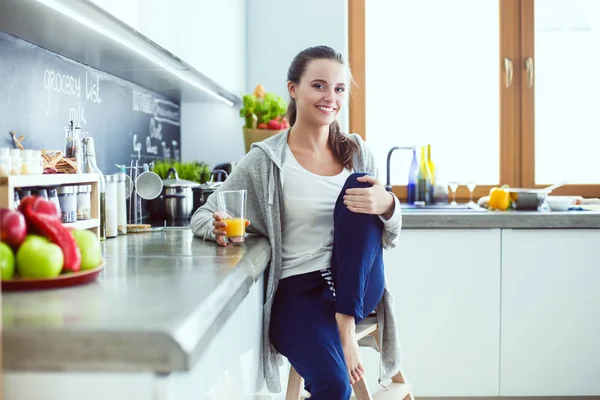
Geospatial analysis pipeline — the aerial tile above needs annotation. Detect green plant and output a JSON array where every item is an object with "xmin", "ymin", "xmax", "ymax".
[
  {"xmin": 240, "ymin": 84, "xmax": 288, "ymax": 129},
  {"xmin": 152, "ymin": 160, "xmax": 211, "ymax": 183}
]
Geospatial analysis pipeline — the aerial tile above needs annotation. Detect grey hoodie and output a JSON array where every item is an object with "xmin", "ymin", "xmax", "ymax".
[{"xmin": 190, "ymin": 130, "xmax": 403, "ymax": 393}]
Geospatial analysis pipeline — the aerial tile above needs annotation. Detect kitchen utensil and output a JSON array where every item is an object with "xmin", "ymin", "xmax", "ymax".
[
  {"xmin": 546, "ymin": 196, "xmax": 577, "ymax": 211},
  {"xmin": 216, "ymin": 190, "xmax": 247, "ymax": 244},
  {"xmin": 504, "ymin": 188, "xmax": 548, "ymax": 211},
  {"xmin": 162, "ymin": 167, "xmax": 200, "ymax": 220},
  {"xmin": 192, "ymin": 169, "xmax": 228, "ymax": 213},
  {"xmin": 135, "ymin": 169, "xmax": 163, "ymax": 200},
  {"xmin": 212, "ymin": 163, "xmax": 235, "ymax": 182},
  {"xmin": 542, "ymin": 181, "xmax": 569, "ymax": 193},
  {"xmin": 505, "ymin": 181, "xmax": 570, "ymax": 211}
]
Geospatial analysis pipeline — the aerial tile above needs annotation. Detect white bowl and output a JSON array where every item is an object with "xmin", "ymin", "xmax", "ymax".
[{"xmin": 546, "ymin": 196, "xmax": 575, "ymax": 211}]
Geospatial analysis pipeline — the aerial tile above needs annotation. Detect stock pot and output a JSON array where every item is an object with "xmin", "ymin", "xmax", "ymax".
[{"xmin": 162, "ymin": 167, "xmax": 199, "ymax": 220}]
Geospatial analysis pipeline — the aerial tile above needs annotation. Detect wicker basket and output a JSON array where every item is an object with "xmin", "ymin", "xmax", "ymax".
[{"xmin": 243, "ymin": 127, "xmax": 287, "ymax": 153}]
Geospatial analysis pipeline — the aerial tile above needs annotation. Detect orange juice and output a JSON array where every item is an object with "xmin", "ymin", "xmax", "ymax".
[{"xmin": 223, "ymin": 218, "xmax": 246, "ymax": 237}]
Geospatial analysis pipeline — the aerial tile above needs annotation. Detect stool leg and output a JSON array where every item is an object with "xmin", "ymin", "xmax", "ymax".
[
  {"xmin": 352, "ymin": 379, "xmax": 373, "ymax": 400},
  {"xmin": 286, "ymin": 365, "xmax": 304, "ymax": 400},
  {"xmin": 370, "ymin": 328, "xmax": 415, "ymax": 400}
]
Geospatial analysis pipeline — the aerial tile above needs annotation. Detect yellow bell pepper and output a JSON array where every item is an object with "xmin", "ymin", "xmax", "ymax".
[{"xmin": 489, "ymin": 187, "xmax": 511, "ymax": 210}]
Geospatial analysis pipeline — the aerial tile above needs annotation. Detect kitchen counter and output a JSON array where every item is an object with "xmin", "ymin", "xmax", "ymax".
[
  {"xmin": 1, "ymin": 229, "xmax": 271, "ymax": 373},
  {"xmin": 402, "ymin": 210, "xmax": 600, "ymax": 229}
]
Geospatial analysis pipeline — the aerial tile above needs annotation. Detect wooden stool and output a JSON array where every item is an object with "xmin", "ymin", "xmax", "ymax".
[{"xmin": 285, "ymin": 315, "xmax": 414, "ymax": 400}]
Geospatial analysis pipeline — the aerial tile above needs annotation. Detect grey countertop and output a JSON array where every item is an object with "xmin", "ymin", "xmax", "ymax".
[
  {"xmin": 1, "ymin": 230, "xmax": 271, "ymax": 373},
  {"xmin": 402, "ymin": 210, "xmax": 600, "ymax": 229},
  {"xmin": 3, "ymin": 211, "xmax": 598, "ymax": 373}
]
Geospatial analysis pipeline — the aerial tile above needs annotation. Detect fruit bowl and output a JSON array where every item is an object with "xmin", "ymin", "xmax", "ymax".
[{"xmin": 1, "ymin": 260, "xmax": 105, "ymax": 292}]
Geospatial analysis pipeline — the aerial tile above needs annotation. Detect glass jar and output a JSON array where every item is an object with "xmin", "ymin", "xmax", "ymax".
[
  {"xmin": 21, "ymin": 149, "xmax": 34, "ymax": 175},
  {"xmin": 77, "ymin": 185, "xmax": 91, "ymax": 220},
  {"xmin": 105, "ymin": 175, "xmax": 118, "ymax": 238},
  {"xmin": 32, "ymin": 150, "xmax": 43, "ymax": 174},
  {"xmin": 46, "ymin": 187, "xmax": 62, "ymax": 218},
  {"xmin": 57, "ymin": 186, "xmax": 77, "ymax": 223},
  {"xmin": 13, "ymin": 191, "xmax": 20, "ymax": 211},
  {"xmin": 10, "ymin": 149, "xmax": 21, "ymax": 175},
  {"xmin": 30, "ymin": 187, "xmax": 48, "ymax": 200},
  {"xmin": 0, "ymin": 148, "xmax": 10, "ymax": 177},
  {"xmin": 18, "ymin": 189, "xmax": 31, "ymax": 199}
]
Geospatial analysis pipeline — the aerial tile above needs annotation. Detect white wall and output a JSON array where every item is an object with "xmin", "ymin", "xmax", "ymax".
[
  {"xmin": 245, "ymin": 0, "xmax": 349, "ymax": 132},
  {"xmin": 182, "ymin": 0, "xmax": 350, "ymax": 167},
  {"xmin": 181, "ymin": 102, "xmax": 246, "ymax": 167},
  {"xmin": 180, "ymin": 0, "xmax": 247, "ymax": 166}
]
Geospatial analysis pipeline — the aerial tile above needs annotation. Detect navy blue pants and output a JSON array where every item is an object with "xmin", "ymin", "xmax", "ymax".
[{"xmin": 270, "ymin": 173, "xmax": 385, "ymax": 399}]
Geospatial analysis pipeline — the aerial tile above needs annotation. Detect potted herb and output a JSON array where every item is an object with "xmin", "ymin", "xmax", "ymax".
[
  {"xmin": 152, "ymin": 160, "xmax": 212, "ymax": 184},
  {"xmin": 240, "ymin": 85, "xmax": 289, "ymax": 153}
]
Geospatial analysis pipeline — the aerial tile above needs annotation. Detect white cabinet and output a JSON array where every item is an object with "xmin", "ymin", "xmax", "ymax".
[
  {"xmin": 137, "ymin": 1, "xmax": 184, "ymax": 60},
  {"xmin": 176, "ymin": 0, "xmax": 246, "ymax": 95},
  {"xmin": 4, "ymin": 276, "xmax": 266, "ymax": 400},
  {"xmin": 376, "ymin": 229, "xmax": 502, "ymax": 397},
  {"xmin": 500, "ymin": 229, "xmax": 600, "ymax": 396},
  {"xmin": 87, "ymin": 0, "xmax": 246, "ymax": 96},
  {"xmin": 87, "ymin": 0, "xmax": 140, "ymax": 29},
  {"xmin": 136, "ymin": 0, "xmax": 246, "ymax": 96}
]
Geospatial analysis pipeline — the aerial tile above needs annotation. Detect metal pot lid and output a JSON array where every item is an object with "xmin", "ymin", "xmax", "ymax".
[
  {"xmin": 162, "ymin": 167, "xmax": 201, "ymax": 188},
  {"xmin": 193, "ymin": 181, "xmax": 222, "ymax": 191},
  {"xmin": 193, "ymin": 169, "xmax": 228, "ymax": 190}
]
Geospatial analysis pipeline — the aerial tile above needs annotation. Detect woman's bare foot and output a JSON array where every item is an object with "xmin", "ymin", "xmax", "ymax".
[{"xmin": 335, "ymin": 313, "xmax": 365, "ymax": 385}]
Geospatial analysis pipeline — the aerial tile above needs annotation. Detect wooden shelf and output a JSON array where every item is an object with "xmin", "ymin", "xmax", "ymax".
[
  {"xmin": 1, "ymin": 174, "xmax": 101, "ymax": 238},
  {"xmin": 0, "ymin": 174, "xmax": 99, "ymax": 188},
  {"xmin": 63, "ymin": 219, "xmax": 100, "ymax": 231}
]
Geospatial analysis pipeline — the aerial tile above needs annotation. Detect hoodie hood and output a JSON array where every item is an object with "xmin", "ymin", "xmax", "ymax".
[
  {"xmin": 250, "ymin": 129, "xmax": 291, "ymax": 205},
  {"xmin": 250, "ymin": 129, "xmax": 291, "ymax": 171}
]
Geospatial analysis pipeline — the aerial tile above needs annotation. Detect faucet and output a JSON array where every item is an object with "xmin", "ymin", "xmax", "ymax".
[{"xmin": 385, "ymin": 145, "xmax": 416, "ymax": 192}]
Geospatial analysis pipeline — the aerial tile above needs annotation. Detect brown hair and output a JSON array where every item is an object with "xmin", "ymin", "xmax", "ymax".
[{"xmin": 286, "ymin": 45, "xmax": 359, "ymax": 170}]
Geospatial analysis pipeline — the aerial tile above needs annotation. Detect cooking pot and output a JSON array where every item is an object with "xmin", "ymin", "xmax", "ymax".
[
  {"xmin": 191, "ymin": 169, "xmax": 228, "ymax": 213},
  {"xmin": 162, "ymin": 167, "xmax": 200, "ymax": 220}
]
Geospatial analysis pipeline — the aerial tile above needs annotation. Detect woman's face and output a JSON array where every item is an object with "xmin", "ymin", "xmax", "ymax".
[{"xmin": 289, "ymin": 59, "xmax": 348, "ymax": 128}]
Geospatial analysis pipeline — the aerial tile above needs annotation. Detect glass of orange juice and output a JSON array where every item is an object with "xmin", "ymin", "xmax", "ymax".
[{"xmin": 216, "ymin": 190, "xmax": 247, "ymax": 244}]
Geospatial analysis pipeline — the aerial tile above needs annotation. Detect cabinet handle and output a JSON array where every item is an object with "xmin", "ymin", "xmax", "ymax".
[
  {"xmin": 504, "ymin": 57, "xmax": 513, "ymax": 88},
  {"xmin": 525, "ymin": 57, "xmax": 534, "ymax": 88}
]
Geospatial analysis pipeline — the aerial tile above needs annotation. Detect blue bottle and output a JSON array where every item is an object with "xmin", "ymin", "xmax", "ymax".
[{"xmin": 407, "ymin": 149, "xmax": 418, "ymax": 204}]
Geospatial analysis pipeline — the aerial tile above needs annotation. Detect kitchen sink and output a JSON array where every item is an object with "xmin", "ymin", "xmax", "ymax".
[{"xmin": 400, "ymin": 203, "xmax": 488, "ymax": 213}]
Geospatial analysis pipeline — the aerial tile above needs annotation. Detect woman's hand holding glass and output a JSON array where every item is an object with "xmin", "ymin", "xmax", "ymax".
[{"xmin": 212, "ymin": 211, "xmax": 251, "ymax": 247}]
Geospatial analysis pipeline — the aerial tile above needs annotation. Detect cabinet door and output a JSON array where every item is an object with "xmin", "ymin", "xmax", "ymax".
[
  {"xmin": 500, "ymin": 229, "xmax": 600, "ymax": 396},
  {"xmin": 367, "ymin": 229, "xmax": 502, "ymax": 397},
  {"xmin": 176, "ymin": 0, "xmax": 246, "ymax": 95},
  {"xmin": 87, "ymin": 0, "xmax": 140, "ymax": 30},
  {"xmin": 137, "ymin": 1, "xmax": 183, "ymax": 60}
]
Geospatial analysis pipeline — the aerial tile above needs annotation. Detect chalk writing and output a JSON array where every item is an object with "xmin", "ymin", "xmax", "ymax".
[
  {"xmin": 154, "ymin": 99, "xmax": 180, "ymax": 126},
  {"xmin": 149, "ymin": 117, "xmax": 163, "ymax": 140},
  {"xmin": 85, "ymin": 72, "xmax": 102, "ymax": 104},
  {"xmin": 132, "ymin": 90, "xmax": 155, "ymax": 114},
  {"xmin": 133, "ymin": 134, "xmax": 142, "ymax": 159},
  {"xmin": 44, "ymin": 69, "xmax": 81, "ymax": 115},
  {"xmin": 146, "ymin": 135, "xmax": 158, "ymax": 155}
]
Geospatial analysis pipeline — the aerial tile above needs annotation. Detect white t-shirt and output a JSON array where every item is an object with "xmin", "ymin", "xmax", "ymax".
[{"xmin": 281, "ymin": 145, "xmax": 351, "ymax": 279}]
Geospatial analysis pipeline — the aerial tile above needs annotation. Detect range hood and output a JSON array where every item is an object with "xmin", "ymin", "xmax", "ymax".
[{"xmin": 0, "ymin": 0, "xmax": 241, "ymax": 106}]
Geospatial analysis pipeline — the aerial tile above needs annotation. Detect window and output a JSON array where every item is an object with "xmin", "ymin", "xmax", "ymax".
[{"xmin": 349, "ymin": 0, "xmax": 600, "ymax": 200}]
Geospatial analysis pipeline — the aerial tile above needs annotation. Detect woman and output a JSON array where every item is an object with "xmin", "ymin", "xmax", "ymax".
[{"xmin": 191, "ymin": 45, "xmax": 403, "ymax": 399}]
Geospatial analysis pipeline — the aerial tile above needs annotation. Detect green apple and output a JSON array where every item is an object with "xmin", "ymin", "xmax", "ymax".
[
  {"xmin": 0, "ymin": 241, "xmax": 15, "ymax": 280},
  {"xmin": 16, "ymin": 235, "xmax": 63, "ymax": 279},
  {"xmin": 71, "ymin": 229, "xmax": 102, "ymax": 270}
]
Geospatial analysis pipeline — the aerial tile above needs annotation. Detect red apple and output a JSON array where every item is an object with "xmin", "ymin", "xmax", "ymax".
[{"xmin": 0, "ymin": 208, "xmax": 28, "ymax": 249}]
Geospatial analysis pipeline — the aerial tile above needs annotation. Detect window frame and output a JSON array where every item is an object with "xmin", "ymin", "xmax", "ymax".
[{"xmin": 349, "ymin": 0, "xmax": 600, "ymax": 201}]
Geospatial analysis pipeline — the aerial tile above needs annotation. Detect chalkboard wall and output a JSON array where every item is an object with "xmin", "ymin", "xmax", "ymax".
[{"xmin": 0, "ymin": 31, "xmax": 181, "ymax": 175}]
